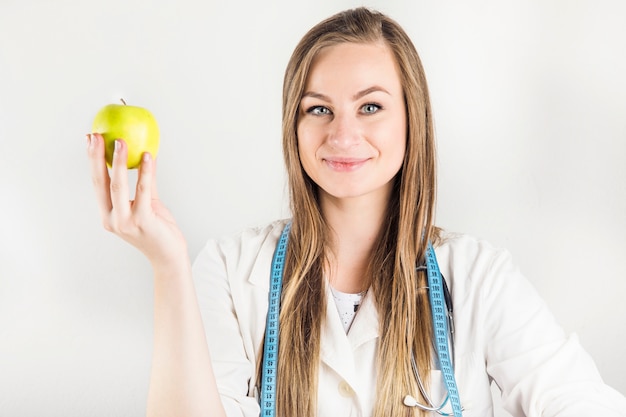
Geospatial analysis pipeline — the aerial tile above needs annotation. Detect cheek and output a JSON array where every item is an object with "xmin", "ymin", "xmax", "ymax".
[
  {"xmin": 296, "ymin": 125, "xmax": 316, "ymax": 174},
  {"xmin": 385, "ymin": 117, "xmax": 407, "ymax": 168},
  {"xmin": 296, "ymin": 126, "xmax": 306, "ymax": 158},
  {"xmin": 389, "ymin": 141, "xmax": 406, "ymax": 178},
  {"xmin": 297, "ymin": 120, "xmax": 321, "ymax": 154}
]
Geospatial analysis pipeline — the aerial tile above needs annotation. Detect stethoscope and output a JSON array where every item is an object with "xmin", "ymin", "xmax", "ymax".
[
  {"xmin": 403, "ymin": 266, "xmax": 461, "ymax": 415},
  {"xmin": 260, "ymin": 223, "xmax": 463, "ymax": 416}
]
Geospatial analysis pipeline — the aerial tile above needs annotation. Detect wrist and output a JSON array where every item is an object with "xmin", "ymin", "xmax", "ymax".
[{"xmin": 151, "ymin": 252, "xmax": 192, "ymax": 281}]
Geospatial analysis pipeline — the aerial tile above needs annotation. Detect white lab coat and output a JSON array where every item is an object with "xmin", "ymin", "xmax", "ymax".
[{"xmin": 192, "ymin": 220, "xmax": 626, "ymax": 416}]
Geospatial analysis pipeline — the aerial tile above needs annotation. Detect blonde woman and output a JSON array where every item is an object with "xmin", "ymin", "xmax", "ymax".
[{"xmin": 86, "ymin": 7, "xmax": 626, "ymax": 417}]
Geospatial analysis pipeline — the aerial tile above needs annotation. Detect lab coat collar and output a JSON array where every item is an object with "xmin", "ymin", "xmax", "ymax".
[
  {"xmin": 247, "ymin": 220, "xmax": 288, "ymax": 289},
  {"xmin": 320, "ymin": 285, "xmax": 379, "ymax": 384}
]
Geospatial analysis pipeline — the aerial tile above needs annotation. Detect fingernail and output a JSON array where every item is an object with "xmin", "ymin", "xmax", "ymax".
[
  {"xmin": 143, "ymin": 152, "xmax": 151, "ymax": 162},
  {"xmin": 114, "ymin": 139, "xmax": 121, "ymax": 152},
  {"xmin": 86, "ymin": 134, "xmax": 92, "ymax": 147}
]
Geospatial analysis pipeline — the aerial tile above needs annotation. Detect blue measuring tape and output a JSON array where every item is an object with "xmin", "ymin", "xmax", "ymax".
[
  {"xmin": 260, "ymin": 223, "xmax": 462, "ymax": 416},
  {"xmin": 426, "ymin": 242, "xmax": 463, "ymax": 416},
  {"xmin": 260, "ymin": 222, "xmax": 291, "ymax": 416}
]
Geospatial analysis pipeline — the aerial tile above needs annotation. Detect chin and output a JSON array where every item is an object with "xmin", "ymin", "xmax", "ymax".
[{"xmin": 318, "ymin": 184, "xmax": 390, "ymax": 203}]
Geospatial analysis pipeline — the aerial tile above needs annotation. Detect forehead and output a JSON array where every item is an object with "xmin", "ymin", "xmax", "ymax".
[{"xmin": 304, "ymin": 41, "xmax": 403, "ymax": 93}]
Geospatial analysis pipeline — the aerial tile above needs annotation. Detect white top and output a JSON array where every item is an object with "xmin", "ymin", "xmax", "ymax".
[
  {"xmin": 330, "ymin": 286, "xmax": 366, "ymax": 333},
  {"xmin": 192, "ymin": 219, "xmax": 626, "ymax": 417}
]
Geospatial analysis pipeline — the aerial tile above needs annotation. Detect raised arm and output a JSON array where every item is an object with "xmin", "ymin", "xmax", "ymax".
[{"xmin": 86, "ymin": 133, "xmax": 227, "ymax": 417}]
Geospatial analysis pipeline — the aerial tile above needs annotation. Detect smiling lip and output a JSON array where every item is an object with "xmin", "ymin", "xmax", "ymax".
[{"xmin": 323, "ymin": 157, "xmax": 369, "ymax": 172}]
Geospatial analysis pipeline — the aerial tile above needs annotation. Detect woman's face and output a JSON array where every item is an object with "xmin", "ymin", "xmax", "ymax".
[{"xmin": 297, "ymin": 41, "xmax": 407, "ymax": 206}]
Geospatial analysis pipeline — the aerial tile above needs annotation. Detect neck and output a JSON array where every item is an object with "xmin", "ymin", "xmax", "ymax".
[{"xmin": 320, "ymin": 190, "xmax": 390, "ymax": 293}]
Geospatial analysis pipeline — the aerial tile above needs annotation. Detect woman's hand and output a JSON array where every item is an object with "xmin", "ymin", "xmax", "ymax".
[
  {"xmin": 86, "ymin": 133, "xmax": 188, "ymax": 271},
  {"xmin": 88, "ymin": 134, "xmax": 226, "ymax": 416}
]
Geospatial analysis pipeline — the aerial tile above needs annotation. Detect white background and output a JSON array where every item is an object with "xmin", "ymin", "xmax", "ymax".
[{"xmin": 1, "ymin": 0, "xmax": 625, "ymax": 416}]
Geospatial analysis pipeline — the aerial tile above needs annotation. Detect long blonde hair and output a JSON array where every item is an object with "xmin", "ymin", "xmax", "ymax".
[{"xmin": 275, "ymin": 7, "xmax": 438, "ymax": 417}]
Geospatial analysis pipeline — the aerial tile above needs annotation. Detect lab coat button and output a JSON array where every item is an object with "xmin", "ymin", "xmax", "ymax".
[{"xmin": 338, "ymin": 380, "xmax": 355, "ymax": 397}]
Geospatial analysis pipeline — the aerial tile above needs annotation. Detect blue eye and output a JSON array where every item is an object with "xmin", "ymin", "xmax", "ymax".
[
  {"xmin": 361, "ymin": 103, "xmax": 381, "ymax": 114},
  {"xmin": 306, "ymin": 106, "xmax": 331, "ymax": 116}
]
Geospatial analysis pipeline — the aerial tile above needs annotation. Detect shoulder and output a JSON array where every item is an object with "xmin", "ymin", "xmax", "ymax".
[
  {"xmin": 196, "ymin": 219, "xmax": 288, "ymax": 258},
  {"xmin": 192, "ymin": 219, "xmax": 290, "ymax": 286},
  {"xmin": 433, "ymin": 229, "xmax": 522, "ymax": 295},
  {"xmin": 435, "ymin": 229, "xmax": 510, "ymax": 266}
]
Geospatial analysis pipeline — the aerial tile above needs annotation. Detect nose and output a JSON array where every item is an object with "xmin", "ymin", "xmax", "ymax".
[{"xmin": 327, "ymin": 112, "xmax": 360, "ymax": 150}]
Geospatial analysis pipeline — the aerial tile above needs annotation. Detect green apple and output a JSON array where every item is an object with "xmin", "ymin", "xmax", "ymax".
[{"xmin": 92, "ymin": 99, "xmax": 160, "ymax": 169}]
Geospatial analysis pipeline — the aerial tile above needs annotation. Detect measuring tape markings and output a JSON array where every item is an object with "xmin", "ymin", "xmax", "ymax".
[
  {"xmin": 260, "ymin": 222, "xmax": 291, "ymax": 417},
  {"xmin": 426, "ymin": 242, "xmax": 463, "ymax": 416}
]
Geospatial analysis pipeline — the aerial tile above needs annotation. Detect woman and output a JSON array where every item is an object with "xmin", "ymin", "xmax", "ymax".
[{"xmin": 86, "ymin": 7, "xmax": 626, "ymax": 417}]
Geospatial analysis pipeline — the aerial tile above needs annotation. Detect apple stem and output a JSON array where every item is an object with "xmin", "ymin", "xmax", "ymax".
[{"xmin": 120, "ymin": 98, "xmax": 127, "ymax": 105}]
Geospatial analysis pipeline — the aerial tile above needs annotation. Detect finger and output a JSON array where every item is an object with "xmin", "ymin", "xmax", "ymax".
[
  {"xmin": 87, "ymin": 133, "xmax": 113, "ymax": 214},
  {"xmin": 134, "ymin": 152, "xmax": 154, "ymax": 213},
  {"xmin": 151, "ymin": 156, "xmax": 160, "ymax": 200},
  {"xmin": 109, "ymin": 139, "xmax": 132, "ymax": 219}
]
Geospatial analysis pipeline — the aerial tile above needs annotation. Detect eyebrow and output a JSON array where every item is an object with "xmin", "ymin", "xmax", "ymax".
[{"xmin": 301, "ymin": 85, "xmax": 391, "ymax": 102}]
